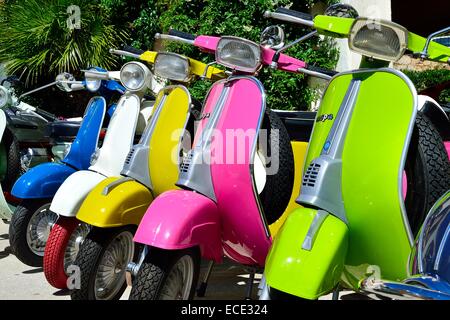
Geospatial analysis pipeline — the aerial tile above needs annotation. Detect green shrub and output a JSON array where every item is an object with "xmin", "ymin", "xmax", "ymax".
[
  {"xmin": 133, "ymin": 0, "xmax": 339, "ymax": 110},
  {"xmin": 403, "ymin": 69, "xmax": 450, "ymax": 103}
]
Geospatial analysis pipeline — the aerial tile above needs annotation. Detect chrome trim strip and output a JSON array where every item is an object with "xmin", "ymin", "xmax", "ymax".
[
  {"xmin": 434, "ymin": 225, "xmax": 450, "ymax": 271},
  {"xmin": 302, "ymin": 210, "xmax": 329, "ymax": 250},
  {"xmin": 102, "ymin": 176, "xmax": 134, "ymax": 196},
  {"xmin": 417, "ymin": 191, "xmax": 450, "ymax": 273}
]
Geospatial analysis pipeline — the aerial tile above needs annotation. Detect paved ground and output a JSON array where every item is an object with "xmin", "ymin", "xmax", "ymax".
[{"xmin": 0, "ymin": 220, "xmax": 359, "ymax": 300}]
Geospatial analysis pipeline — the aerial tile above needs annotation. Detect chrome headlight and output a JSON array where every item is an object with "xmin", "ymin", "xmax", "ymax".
[
  {"xmin": 120, "ymin": 62, "xmax": 152, "ymax": 92},
  {"xmin": 154, "ymin": 52, "xmax": 191, "ymax": 82},
  {"xmin": 349, "ymin": 18, "xmax": 408, "ymax": 62},
  {"xmin": 85, "ymin": 68, "xmax": 102, "ymax": 92},
  {"xmin": 0, "ymin": 86, "xmax": 11, "ymax": 108},
  {"xmin": 216, "ymin": 36, "xmax": 262, "ymax": 73}
]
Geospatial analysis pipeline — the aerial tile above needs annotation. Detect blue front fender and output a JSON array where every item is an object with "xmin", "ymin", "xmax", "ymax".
[{"xmin": 12, "ymin": 162, "xmax": 77, "ymax": 199}]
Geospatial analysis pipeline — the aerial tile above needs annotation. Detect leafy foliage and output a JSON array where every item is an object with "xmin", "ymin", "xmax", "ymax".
[
  {"xmin": 151, "ymin": 0, "xmax": 339, "ymax": 110},
  {"xmin": 403, "ymin": 69, "xmax": 450, "ymax": 103},
  {"xmin": 0, "ymin": 0, "xmax": 128, "ymax": 85}
]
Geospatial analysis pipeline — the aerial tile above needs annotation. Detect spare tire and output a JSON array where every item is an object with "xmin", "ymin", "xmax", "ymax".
[
  {"xmin": 258, "ymin": 109, "xmax": 295, "ymax": 225},
  {"xmin": 405, "ymin": 112, "xmax": 450, "ymax": 235}
]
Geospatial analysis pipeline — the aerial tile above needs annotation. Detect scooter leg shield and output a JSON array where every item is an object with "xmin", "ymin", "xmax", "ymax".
[
  {"xmin": 49, "ymin": 170, "xmax": 106, "ymax": 217},
  {"xmin": 134, "ymin": 190, "xmax": 222, "ymax": 262},
  {"xmin": 11, "ymin": 163, "xmax": 77, "ymax": 199},
  {"xmin": 265, "ymin": 207, "xmax": 348, "ymax": 299},
  {"xmin": 76, "ymin": 177, "xmax": 153, "ymax": 228}
]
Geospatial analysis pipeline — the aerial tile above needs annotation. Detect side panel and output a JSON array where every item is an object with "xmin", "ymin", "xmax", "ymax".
[
  {"xmin": 149, "ymin": 87, "xmax": 190, "ymax": 196},
  {"xmin": 265, "ymin": 207, "xmax": 348, "ymax": 299},
  {"xmin": 341, "ymin": 70, "xmax": 416, "ymax": 281},
  {"xmin": 11, "ymin": 163, "xmax": 76, "ymax": 199},
  {"xmin": 63, "ymin": 96, "xmax": 106, "ymax": 170},
  {"xmin": 49, "ymin": 170, "xmax": 106, "ymax": 217},
  {"xmin": 269, "ymin": 141, "xmax": 307, "ymax": 236},
  {"xmin": 76, "ymin": 177, "xmax": 153, "ymax": 228},
  {"xmin": 89, "ymin": 94, "xmax": 140, "ymax": 177},
  {"xmin": 135, "ymin": 190, "xmax": 222, "ymax": 262}
]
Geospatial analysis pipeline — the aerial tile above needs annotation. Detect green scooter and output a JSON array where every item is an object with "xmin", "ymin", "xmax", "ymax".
[{"xmin": 261, "ymin": 6, "xmax": 450, "ymax": 300}]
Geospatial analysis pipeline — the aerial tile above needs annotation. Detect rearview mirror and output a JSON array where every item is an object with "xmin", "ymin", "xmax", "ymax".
[
  {"xmin": 324, "ymin": 4, "xmax": 359, "ymax": 18},
  {"xmin": 260, "ymin": 25, "xmax": 285, "ymax": 50},
  {"xmin": 56, "ymin": 72, "xmax": 76, "ymax": 92}
]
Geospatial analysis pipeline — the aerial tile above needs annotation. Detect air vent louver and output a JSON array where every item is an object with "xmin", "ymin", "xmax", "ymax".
[{"xmin": 302, "ymin": 163, "xmax": 321, "ymax": 188}]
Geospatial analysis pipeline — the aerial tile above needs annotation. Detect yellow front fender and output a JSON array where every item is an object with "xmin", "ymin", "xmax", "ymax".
[{"xmin": 76, "ymin": 177, "xmax": 153, "ymax": 228}]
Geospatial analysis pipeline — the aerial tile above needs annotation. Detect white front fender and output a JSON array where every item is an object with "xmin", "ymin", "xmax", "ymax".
[{"xmin": 49, "ymin": 170, "xmax": 106, "ymax": 217}]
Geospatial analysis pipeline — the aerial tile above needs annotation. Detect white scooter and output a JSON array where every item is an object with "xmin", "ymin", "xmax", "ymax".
[{"xmin": 45, "ymin": 51, "xmax": 161, "ymax": 271}]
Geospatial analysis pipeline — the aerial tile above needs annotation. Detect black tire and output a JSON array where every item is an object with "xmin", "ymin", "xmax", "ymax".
[
  {"xmin": 259, "ymin": 110, "xmax": 295, "ymax": 225},
  {"xmin": 1, "ymin": 131, "xmax": 20, "ymax": 191},
  {"xmin": 129, "ymin": 247, "xmax": 200, "ymax": 300},
  {"xmin": 71, "ymin": 226, "xmax": 136, "ymax": 300},
  {"xmin": 405, "ymin": 113, "xmax": 450, "ymax": 235},
  {"xmin": 8, "ymin": 199, "xmax": 54, "ymax": 267}
]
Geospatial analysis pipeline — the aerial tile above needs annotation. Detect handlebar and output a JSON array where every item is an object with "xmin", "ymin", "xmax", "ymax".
[
  {"xmin": 155, "ymin": 31, "xmax": 195, "ymax": 45},
  {"xmin": 264, "ymin": 8, "xmax": 314, "ymax": 27},
  {"xmin": 168, "ymin": 29, "xmax": 196, "ymax": 41},
  {"xmin": 109, "ymin": 46, "xmax": 143, "ymax": 59},
  {"xmin": 299, "ymin": 64, "xmax": 337, "ymax": 80},
  {"xmin": 82, "ymin": 69, "xmax": 110, "ymax": 81}
]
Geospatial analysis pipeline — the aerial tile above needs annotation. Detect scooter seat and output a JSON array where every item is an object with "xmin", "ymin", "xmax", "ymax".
[{"xmin": 45, "ymin": 120, "xmax": 81, "ymax": 142}]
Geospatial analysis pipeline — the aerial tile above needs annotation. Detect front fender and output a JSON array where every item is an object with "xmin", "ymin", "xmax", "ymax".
[
  {"xmin": 49, "ymin": 170, "xmax": 106, "ymax": 217},
  {"xmin": 134, "ymin": 190, "xmax": 222, "ymax": 262},
  {"xmin": 76, "ymin": 177, "xmax": 153, "ymax": 228},
  {"xmin": 12, "ymin": 163, "xmax": 76, "ymax": 199},
  {"xmin": 265, "ymin": 207, "xmax": 348, "ymax": 300}
]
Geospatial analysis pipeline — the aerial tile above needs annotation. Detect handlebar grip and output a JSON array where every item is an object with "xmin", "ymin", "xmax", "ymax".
[
  {"xmin": 121, "ymin": 45, "xmax": 145, "ymax": 55},
  {"xmin": 168, "ymin": 29, "xmax": 196, "ymax": 41},
  {"xmin": 275, "ymin": 7, "xmax": 313, "ymax": 22},
  {"xmin": 306, "ymin": 65, "xmax": 337, "ymax": 77}
]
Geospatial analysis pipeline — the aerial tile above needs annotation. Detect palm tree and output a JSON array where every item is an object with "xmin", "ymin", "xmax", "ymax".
[{"xmin": 0, "ymin": 0, "xmax": 128, "ymax": 85}]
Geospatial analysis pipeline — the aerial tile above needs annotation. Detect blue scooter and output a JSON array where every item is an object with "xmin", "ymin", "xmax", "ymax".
[{"xmin": 8, "ymin": 68, "xmax": 125, "ymax": 267}]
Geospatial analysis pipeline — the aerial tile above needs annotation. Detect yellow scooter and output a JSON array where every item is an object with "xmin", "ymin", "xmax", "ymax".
[{"xmin": 68, "ymin": 47, "xmax": 226, "ymax": 300}]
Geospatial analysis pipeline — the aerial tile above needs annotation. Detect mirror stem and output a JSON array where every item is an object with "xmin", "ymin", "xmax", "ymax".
[
  {"xmin": 271, "ymin": 30, "xmax": 317, "ymax": 68},
  {"xmin": 420, "ymin": 26, "xmax": 450, "ymax": 59},
  {"xmin": 19, "ymin": 81, "xmax": 58, "ymax": 100}
]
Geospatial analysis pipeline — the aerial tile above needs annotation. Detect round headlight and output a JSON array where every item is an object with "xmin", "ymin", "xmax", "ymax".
[
  {"xmin": 86, "ymin": 79, "xmax": 102, "ymax": 93},
  {"xmin": 0, "ymin": 86, "xmax": 11, "ymax": 108},
  {"xmin": 120, "ymin": 62, "xmax": 151, "ymax": 92}
]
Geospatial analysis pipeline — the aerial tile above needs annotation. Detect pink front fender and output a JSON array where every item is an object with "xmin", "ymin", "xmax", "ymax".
[{"xmin": 134, "ymin": 190, "xmax": 223, "ymax": 262}]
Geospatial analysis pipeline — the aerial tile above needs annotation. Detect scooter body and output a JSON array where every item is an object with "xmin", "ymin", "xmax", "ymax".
[
  {"xmin": 135, "ymin": 76, "xmax": 272, "ymax": 265},
  {"xmin": 265, "ymin": 68, "xmax": 417, "ymax": 298},
  {"xmin": 76, "ymin": 84, "xmax": 192, "ymax": 228},
  {"xmin": 11, "ymin": 93, "xmax": 116, "ymax": 200},
  {"xmin": 134, "ymin": 33, "xmax": 310, "ymax": 268},
  {"xmin": 49, "ymin": 92, "xmax": 150, "ymax": 217},
  {"xmin": 262, "ymin": 7, "xmax": 450, "ymax": 300}
]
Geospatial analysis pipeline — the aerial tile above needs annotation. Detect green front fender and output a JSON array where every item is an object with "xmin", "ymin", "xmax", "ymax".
[{"xmin": 265, "ymin": 207, "xmax": 348, "ymax": 299}]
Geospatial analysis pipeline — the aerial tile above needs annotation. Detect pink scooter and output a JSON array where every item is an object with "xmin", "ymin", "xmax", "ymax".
[{"xmin": 128, "ymin": 27, "xmax": 335, "ymax": 300}]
